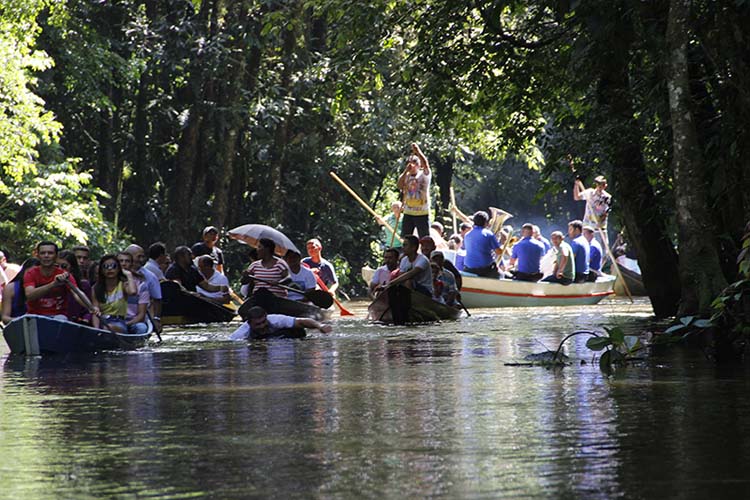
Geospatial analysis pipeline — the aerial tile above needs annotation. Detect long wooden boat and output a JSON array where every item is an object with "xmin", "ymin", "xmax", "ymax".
[
  {"xmin": 160, "ymin": 281, "xmax": 237, "ymax": 325},
  {"xmin": 459, "ymin": 274, "xmax": 616, "ymax": 308},
  {"xmin": 239, "ymin": 289, "xmax": 333, "ymax": 321},
  {"xmin": 367, "ymin": 285, "xmax": 462, "ymax": 325},
  {"xmin": 3, "ymin": 314, "xmax": 152, "ymax": 355}
]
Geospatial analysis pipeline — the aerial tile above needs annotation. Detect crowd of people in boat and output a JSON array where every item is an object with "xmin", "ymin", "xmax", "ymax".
[
  {"xmin": 367, "ymin": 143, "xmax": 613, "ymax": 308},
  {"xmin": 0, "ymin": 226, "xmax": 340, "ymax": 337}
]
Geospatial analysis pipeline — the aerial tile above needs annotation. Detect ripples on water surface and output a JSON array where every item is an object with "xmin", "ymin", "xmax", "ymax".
[{"xmin": 2, "ymin": 297, "xmax": 750, "ymax": 499}]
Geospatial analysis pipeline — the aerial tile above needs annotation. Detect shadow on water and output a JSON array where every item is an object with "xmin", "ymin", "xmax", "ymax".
[{"xmin": 2, "ymin": 297, "xmax": 750, "ymax": 498}]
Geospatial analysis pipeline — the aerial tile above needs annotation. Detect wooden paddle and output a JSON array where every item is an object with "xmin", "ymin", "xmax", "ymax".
[
  {"xmin": 313, "ymin": 273, "xmax": 354, "ymax": 316},
  {"xmin": 450, "ymin": 186, "xmax": 458, "ymax": 235},
  {"xmin": 248, "ymin": 275, "xmax": 334, "ymax": 309},
  {"xmin": 330, "ymin": 171, "xmax": 403, "ymax": 244}
]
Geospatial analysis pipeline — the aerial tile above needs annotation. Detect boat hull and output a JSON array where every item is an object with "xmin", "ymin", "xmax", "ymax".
[
  {"xmin": 3, "ymin": 315, "xmax": 151, "ymax": 355},
  {"xmin": 367, "ymin": 285, "xmax": 462, "ymax": 325},
  {"xmin": 459, "ymin": 274, "xmax": 616, "ymax": 308},
  {"xmin": 613, "ymin": 267, "xmax": 647, "ymax": 296},
  {"xmin": 160, "ymin": 281, "xmax": 237, "ymax": 325},
  {"xmin": 238, "ymin": 289, "xmax": 333, "ymax": 321}
]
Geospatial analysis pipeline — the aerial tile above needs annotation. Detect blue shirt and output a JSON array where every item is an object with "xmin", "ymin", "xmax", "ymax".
[
  {"xmin": 589, "ymin": 239, "xmax": 603, "ymax": 272},
  {"xmin": 463, "ymin": 226, "xmax": 500, "ymax": 269},
  {"xmin": 537, "ymin": 236, "xmax": 551, "ymax": 253},
  {"xmin": 511, "ymin": 236, "xmax": 546, "ymax": 274},
  {"xmin": 302, "ymin": 257, "xmax": 337, "ymax": 287},
  {"xmin": 140, "ymin": 266, "xmax": 162, "ymax": 300},
  {"xmin": 570, "ymin": 234, "xmax": 590, "ymax": 274}
]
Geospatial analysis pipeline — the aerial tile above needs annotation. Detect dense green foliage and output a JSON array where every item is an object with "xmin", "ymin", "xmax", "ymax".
[{"xmin": 1, "ymin": 0, "xmax": 748, "ymax": 313}]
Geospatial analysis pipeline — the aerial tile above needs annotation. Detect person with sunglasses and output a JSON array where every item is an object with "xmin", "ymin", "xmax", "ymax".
[{"xmin": 91, "ymin": 254, "xmax": 138, "ymax": 333}]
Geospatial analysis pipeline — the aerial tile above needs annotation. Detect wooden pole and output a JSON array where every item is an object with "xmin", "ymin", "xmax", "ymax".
[
  {"xmin": 450, "ymin": 186, "xmax": 458, "ymax": 235},
  {"xmin": 329, "ymin": 171, "xmax": 402, "ymax": 243}
]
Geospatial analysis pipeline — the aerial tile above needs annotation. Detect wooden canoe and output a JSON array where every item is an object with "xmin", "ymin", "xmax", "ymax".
[
  {"xmin": 3, "ymin": 314, "xmax": 151, "ymax": 355},
  {"xmin": 238, "ymin": 288, "xmax": 333, "ymax": 321},
  {"xmin": 367, "ymin": 285, "xmax": 462, "ymax": 325},
  {"xmin": 160, "ymin": 281, "xmax": 237, "ymax": 325}
]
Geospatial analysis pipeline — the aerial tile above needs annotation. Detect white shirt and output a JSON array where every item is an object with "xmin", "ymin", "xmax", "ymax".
[
  {"xmin": 370, "ymin": 265, "xmax": 394, "ymax": 288},
  {"xmin": 197, "ymin": 271, "xmax": 229, "ymax": 300},
  {"xmin": 288, "ymin": 266, "xmax": 317, "ymax": 301},
  {"xmin": 230, "ymin": 314, "xmax": 297, "ymax": 340},
  {"xmin": 144, "ymin": 259, "xmax": 165, "ymax": 280}
]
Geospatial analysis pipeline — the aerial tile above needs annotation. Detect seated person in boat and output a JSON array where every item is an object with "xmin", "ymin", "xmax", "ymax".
[
  {"xmin": 58, "ymin": 250, "xmax": 92, "ymax": 324},
  {"xmin": 420, "ymin": 236, "xmax": 462, "ymax": 290},
  {"xmin": 124, "ymin": 244, "xmax": 164, "ymax": 333},
  {"xmin": 430, "ymin": 252, "xmax": 458, "ymax": 306},
  {"xmin": 284, "ymin": 249, "xmax": 317, "ymax": 302},
  {"xmin": 429, "ymin": 222, "xmax": 449, "ymax": 250},
  {"xmin": 583, "ymin": 226, "xmax": 603, "ymax": 281},
  {"xmin": 541, "ymin": 231, "xmax": 575, "ymax": 286},
  {"xmin": 24, "ymin": 241, "xmax": 90, "ymax": 320},
  {"xmin": 453, "ymin": 222, "xmax": 472, "ymax": 271},
  {"xmin": 166, "ymin": 246, "xmax": 229, "ymax": 295},
  {"xmin": 0, "ymin": 250, "xmax": 21, "ymax": 293},
  {"xmin": 532, "ymin": 225, "xmax": 552, "ymax": 253},
  {"xmin": 91, "ymin": 254, "xmax": 139, "ymax": 333},
  {"xmin": 504, "ymin": 223, "xmax": 545, "ymax": 282},
  {"xmin": 229, "ymin": 305, "xmax": 332, "ymax": 341},
  {"xmin": 567, "ymin": 220, "xmax": 591, "ymax": 283},
  {"xmin": 116, "ymin": 251, "xmax": 151, "ymax": 334},
  {"xmin": 241, "ymin": 238, "xmax": 290, "ymax": 298},
  {"xmin": 72, "ymin": 245, "xmax": 92, "ymax": 277},
  {"xmin": 386, "ymin": 235, "xmax": 433, "ymax": 296},
  {"xmin": 2, "ymin": 258, "xmax": 40, "ymax": 324},
  {"xmin": 369, "ymin": 247, "xmax": 401, "ymax": 297},
  {"xmin": 191, "ymin": 226, "xmax": 225, "ymax": 274},
  {"xmin": 462, "ymin": 211, "xmax": 502, "ymax": 278},
  {"xmin": 144, "ymin": 241, "xmax": 168, "ymax": 280},
  {"xmin": 303, "ymin": 238, "xmax": 338, "ymax": 294},
  {"xmin": 195, "ymin": 256, "xmax": 231, "ymax": 304},
  {"xmin": 375, "ymin": 201, "xmax": 404, "ymax": 249}
]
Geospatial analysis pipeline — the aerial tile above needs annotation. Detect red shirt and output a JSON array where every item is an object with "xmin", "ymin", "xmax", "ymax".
[{"xmin": 23, "ymin": 266, "xmax": 78, "ymax": 316}]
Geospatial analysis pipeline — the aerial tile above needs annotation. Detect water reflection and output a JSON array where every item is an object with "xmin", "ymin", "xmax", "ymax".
[{"xmin": 2, "ymin": 298, "xmax": 749, "ymax": 498}]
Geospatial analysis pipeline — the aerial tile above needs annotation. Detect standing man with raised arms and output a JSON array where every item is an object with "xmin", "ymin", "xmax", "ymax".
[{"xmin": 397, "ymin": 143, "xmax": 431, "ymax": 239}]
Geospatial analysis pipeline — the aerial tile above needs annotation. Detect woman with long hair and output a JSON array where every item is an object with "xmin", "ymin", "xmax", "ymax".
[
  {"xmin": 58, "ymin": 249, "xmax": 92, "ymax": 324},
  {"xmin": 91, "ymin": 254, "xmax": 137, "ymax": 333},
  {"xmin": 1, "ymin": 258, "xmax": 41, "ymax": 324}
]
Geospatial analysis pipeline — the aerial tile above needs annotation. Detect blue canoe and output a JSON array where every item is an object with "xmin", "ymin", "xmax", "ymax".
[{"xmin": 3, "ymin": 314, "xmax": 151, "ymax": 355}]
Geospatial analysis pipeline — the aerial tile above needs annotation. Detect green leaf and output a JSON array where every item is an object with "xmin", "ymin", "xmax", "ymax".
[
  {"xmin": 665, "ymin": 324, "xmax": 687, "ymax": 334},
  {"xmin": 599, "ymin": 350, "xmax": 612, "ymax": 371},
  {"xmin": 623, "ymin": 335, "xmax": 640, "ymax": 352},
  {"xmin": 693, "ymin": 319, "xmax": 713, "ymax": 328},
  {"xmin": 605, "ymin": 326, "xmax": 625, "ymax": 344},
  {"xmin": 680, "ymin": 316, "xmax": 695, "ymax": 326},
  {"xmin": 586, "ymin": 336, "xmax": 612, "ymax": 351}
]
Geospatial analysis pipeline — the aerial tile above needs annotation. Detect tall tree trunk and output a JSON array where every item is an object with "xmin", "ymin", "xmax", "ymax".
[
  {"xmin": 592, "ymin": 2, "xmax": 682, "ymax": 317},
  {"xmin": 167, "ymin": 0, "xmax": 215, "ymax": 244},
  {"xmin": 666, "ymin": 0, "xmax": 727, "ymax": 314}
]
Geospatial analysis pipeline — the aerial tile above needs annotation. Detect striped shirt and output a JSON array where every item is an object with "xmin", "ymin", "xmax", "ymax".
[{"xmin": 248, "ymin": 259, "xmax": 289, "ymax": 297}]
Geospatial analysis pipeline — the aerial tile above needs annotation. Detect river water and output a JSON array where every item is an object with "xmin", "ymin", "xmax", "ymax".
[{"xmin": 2, "ymin": 297, "xmax": 750, "ymax": 499}]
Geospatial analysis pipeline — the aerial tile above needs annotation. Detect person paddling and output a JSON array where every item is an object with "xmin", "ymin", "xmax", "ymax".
[{"xmin": 230, "ymin": 306, "xmax": 332, "ymax": 341}]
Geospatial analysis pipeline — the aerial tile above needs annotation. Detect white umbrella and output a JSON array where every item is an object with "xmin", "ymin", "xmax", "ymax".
[{"xmin": 227, "ymin": 224, "xmax": 300, "ymax": 257}]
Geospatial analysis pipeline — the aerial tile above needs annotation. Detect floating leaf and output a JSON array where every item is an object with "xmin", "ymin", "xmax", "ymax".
[
  {"xmin": 665, "ymin": 324, "xmax": 687, "ymax": 334},
  {"xmin": 586, "ymin": 336, "xmax": 612, "ymax": 351}
]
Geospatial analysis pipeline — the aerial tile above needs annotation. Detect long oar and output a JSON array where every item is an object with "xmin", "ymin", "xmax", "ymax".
[
  {"xmin": 313, "ymin": 273, "xmax": 354, "ymax": 316},
  {"xmin": 450, "ymin": 186, "xmax": 458, "ymax": 235},
  {"xmin": 330, "ymin": 171, "xmax": 403, "ymax": 244},
  {"xmin": 249, "ymin": 275, "xmax": 334, "ymax": 309}
]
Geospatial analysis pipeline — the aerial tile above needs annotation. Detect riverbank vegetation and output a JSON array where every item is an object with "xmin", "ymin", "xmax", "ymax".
[{"xmin": 1, "ymin": 1, "xmax": 748, "ymax": 323}]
